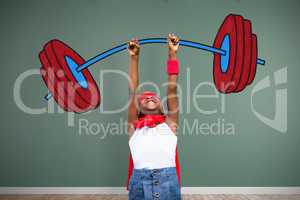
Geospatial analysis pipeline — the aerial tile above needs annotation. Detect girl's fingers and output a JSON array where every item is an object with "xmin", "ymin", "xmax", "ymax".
[
  {"xmin": 128, "ymin": 39, "xmax": 140, "ymax": 48},
  {"xmin": 168, "ymin": 33, "xmax": 179, "ymax": 43},
  {"xmin": 128, "ymin": 42, "xmax": 134, "ymax": 48}
]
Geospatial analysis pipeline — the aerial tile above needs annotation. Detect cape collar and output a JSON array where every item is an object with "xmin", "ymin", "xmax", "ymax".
[{"xmin": 134, "ymin": 114, "xmax": 166, "ymax": 129}]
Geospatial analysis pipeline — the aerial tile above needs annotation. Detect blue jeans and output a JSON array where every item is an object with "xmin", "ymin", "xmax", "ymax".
[{"xmin": 128, "ymin": 167, "xmax": 181, "ymax": 200}]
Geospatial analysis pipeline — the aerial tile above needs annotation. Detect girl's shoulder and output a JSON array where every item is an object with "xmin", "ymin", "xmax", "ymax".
[{"xmin": 156, "ymin": 122, "xmax": 177, "ymax": 136}]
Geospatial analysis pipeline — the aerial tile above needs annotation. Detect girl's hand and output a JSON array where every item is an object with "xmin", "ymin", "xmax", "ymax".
[
  {"xmin": 128, "ymin": 38, "xmax": 140, "ymax": 56},
  {"xmin": 168, "ymin": 33, "xmax": 180, "ymax": 53}
]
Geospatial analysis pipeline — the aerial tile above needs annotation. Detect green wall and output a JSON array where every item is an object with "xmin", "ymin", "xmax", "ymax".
[{"xmin": 0, "ymin": 0, "xmax": 299, "ymax": 186}]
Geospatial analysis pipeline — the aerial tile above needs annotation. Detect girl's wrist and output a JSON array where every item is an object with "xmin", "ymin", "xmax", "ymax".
[
  {"xmin": 130, "ymin": 55, "xmax": 139, "ymax": 60},
  {"xmin": 168, "ymin": 51, "xmax": 177, "ymax": 60}
]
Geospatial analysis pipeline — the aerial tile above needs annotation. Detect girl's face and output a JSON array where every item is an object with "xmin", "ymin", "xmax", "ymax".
[{"xmin": 138, "ymin": 92, "xmax": 161, "ymax": 114}]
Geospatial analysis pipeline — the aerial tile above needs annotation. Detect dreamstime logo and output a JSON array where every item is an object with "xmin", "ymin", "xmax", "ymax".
[{"xmin": 250, "ymin": 67, "xmax": 287, "ymax": 133}]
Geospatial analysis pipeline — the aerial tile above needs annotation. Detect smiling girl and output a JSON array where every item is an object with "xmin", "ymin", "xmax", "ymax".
[{"xmin": 126, "ymin": 34, "xmax": 181, "ymax": 200}]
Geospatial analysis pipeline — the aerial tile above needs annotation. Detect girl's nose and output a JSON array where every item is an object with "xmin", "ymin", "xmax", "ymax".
[{"xmin": 146, "ymin": 96, "xmax": 153, "ymax": 100}]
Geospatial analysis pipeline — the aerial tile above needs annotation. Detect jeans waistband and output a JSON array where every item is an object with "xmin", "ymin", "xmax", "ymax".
[{"xmin": 133, "ymin": 167, "xmax": 177, "ymax": 177}]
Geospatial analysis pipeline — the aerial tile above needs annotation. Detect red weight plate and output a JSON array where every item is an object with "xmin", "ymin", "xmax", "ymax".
[
  {"xmin": 247, "ymin": 34, "xmax": 257, "ymax": 85},
  {"xmin": 42, "ymin": 72, "xmax": 84, "ymax": 113},
  {"xmin": 235, "ymin": 19, "xmax": 252, "ymax": 92},
  {"xmin": 39, "ymin": 50, "xmax": 81, "ymax": 112},
  {"xmin": 213, "ymin": 14, "xmax": 244, "ymax": 93},
  {"xmin": 42, "ymin": 42, "xmax": 89, "ymax": 112},
  {"xmin": 43, "ymin": 40, "xmax": 99, "ymax": 112},
  {"xmin": 44, "ymin": 40, "xmax": 100, "ymax": 112},
  {"xmin": 40, "ymin": 50, "xmax": 86, "ymax": 113},
  {"xmin": 39, "ymin": 51, "xmax": 67, "ymax": 111},
  {"xmin": 41, "ymin": 45, "xmax": 88, "ymax": 112},
  {"xmin": 50, "ymin": 40, "xmax": 101, "ymax": 110}
]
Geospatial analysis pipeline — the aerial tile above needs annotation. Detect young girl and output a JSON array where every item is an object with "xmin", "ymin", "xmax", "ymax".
[{"xmin": 126, "ymin": 34, "xmax": 181, "ymax": 200}]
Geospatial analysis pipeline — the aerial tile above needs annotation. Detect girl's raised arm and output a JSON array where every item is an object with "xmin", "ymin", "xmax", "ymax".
[
  {"xmin": 166, "ymin": 34, "xmax": 180, "ymax": 134},
  {"xmin": 127, "ymin": 39, "xmax": 140, "ymax": 137}
]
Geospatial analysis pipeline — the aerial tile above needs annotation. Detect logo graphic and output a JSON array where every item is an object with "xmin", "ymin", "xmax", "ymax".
[{"xmin": 251, "ymin": 67, "xmax": 287, "ymax": 133}]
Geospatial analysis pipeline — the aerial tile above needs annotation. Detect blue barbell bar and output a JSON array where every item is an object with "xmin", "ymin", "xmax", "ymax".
[
  {"xmin": 44, "ymin": 38, "xmax": 265, "ymax": 100},
  {"xmin": 77, "ymin": 38, "xmax": 265, "ymax": 72}
]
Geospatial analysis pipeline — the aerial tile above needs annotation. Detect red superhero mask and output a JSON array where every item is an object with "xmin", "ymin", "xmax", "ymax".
[{"xmin": 137, "ymin": 91, "xmax": 160, "ymax": 104}]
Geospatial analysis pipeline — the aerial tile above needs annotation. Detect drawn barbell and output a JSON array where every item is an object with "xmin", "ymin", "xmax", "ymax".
[{"xmin": 39, "ymin": 14, "xmax": 265, "ymax": 113}]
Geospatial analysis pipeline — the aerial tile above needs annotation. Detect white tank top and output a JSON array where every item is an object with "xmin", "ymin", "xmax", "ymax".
[{"xmin": 129, "ymin": 122, "xmax": 177, "ymax": 169}]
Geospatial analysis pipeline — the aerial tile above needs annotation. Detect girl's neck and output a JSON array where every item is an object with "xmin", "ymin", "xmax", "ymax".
[{"xmin": 138, "ymin": 113, "xmax": 164, "ymax": 118}]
